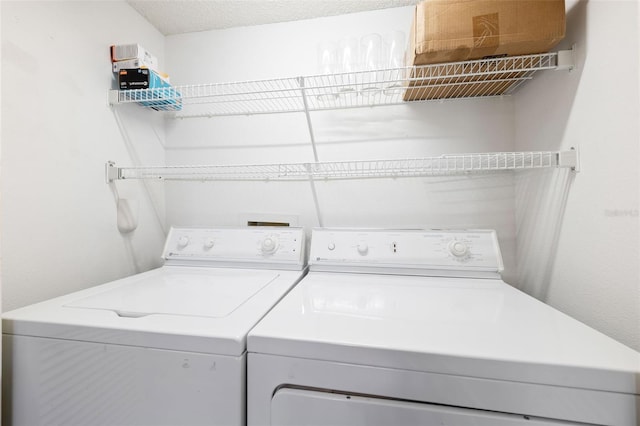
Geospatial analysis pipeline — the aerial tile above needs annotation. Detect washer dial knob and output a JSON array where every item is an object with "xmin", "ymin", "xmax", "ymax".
[
  {"xmin": 327, "ymin": 242, "xmax": 336, "ymax": 251},
  {"xmin": 448, "ymin": 240, "xmax": 469, "ymax": 258},
  {"xmin": 177, "ymin": 236, "xmax": 190, "ymax": 249},
  {"xmin": 261, "ymin": 235, "xmax": 279, "ymax": 254}
]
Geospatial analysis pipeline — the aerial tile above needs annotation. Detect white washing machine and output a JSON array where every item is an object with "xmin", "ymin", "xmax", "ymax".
[
  {"xmin": 248, "ymin": 228, "xmax": 640, "ymax": 426},
  {"xmin": 2, "ymin": 226, "xmax": 307, "ymax": 426}
]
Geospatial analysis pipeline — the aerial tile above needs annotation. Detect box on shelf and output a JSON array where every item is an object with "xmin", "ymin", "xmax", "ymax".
[
  {"xmin": 118, "ymin": 68, "xmax": 171, "ymax": 89},
  {"xmin": 403, "ymin": 0, "xmax": 565, "ymax": 101},
  {"xmin": 118, "ymin": 68, "xmax": 181, "ymax": 111},
  {"xmin": 407, "ymin": 0, "xmax": 565, "ymax": 66},
  {"xmin": 110, "ymin": 44, "xmax": 158, "ymax": 70},
  {"xmin": 112, "ymin": 58, "xmax": 157, "ymax": 73}
]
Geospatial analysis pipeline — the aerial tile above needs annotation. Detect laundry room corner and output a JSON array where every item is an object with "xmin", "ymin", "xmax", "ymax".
[
  {"xmin": 0, "ymin": 1, "xmax": 167, "ymax": 313},
  {"xmin": 514, "ymin": 0, "xmax": 640, "ymax": 351}
]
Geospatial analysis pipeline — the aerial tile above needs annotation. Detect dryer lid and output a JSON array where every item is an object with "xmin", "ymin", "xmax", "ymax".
[
  {"xmin": 249, "ymin": 272, "xmax": 640, "ymax": 395},
  {"xmin": 65, "ymin": 267, "xmax": 280, "ymax": 318}
]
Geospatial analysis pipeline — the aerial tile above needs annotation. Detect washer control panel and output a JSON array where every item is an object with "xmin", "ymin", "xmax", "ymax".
[
  {"xmin": 309, "ymin": 228, "xmax": 503, "ymax": 276},
  {"xmin": 163, "ymin": 227, "xmax": 305, "ymax": 268}
]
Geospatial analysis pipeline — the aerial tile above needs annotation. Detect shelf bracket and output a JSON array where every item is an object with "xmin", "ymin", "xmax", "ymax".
[
  {"xmin": 105, "ymin": 161, "xmax": 121, "ymax": 183},
  {"xmin": 558, "ymin": 147, "xmax": 579, "ymax": 172},
  {"xmin": 108, "ymin": 90, "xmax": 120, "ymax": 106},
  {"xmin": 555, "ymin": 46, "xmax": 576, "ymax": 71}
]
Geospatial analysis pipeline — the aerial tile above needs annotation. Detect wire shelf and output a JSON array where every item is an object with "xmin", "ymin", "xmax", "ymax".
[
  {"xmin": 110, "ymin": 52, "xmax": 564, "ymax": 118},
  {"xmin": 106, "ymin": 150, "xmax": 577, "ymax": 183}
]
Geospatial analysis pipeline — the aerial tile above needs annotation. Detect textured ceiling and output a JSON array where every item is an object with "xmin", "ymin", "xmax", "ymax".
[{"xmin": 126, "ymin": 0, "xmax": 420, "ymax": 35}]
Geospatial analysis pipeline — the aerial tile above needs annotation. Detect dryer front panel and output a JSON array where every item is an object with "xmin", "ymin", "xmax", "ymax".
[{"xmin": 271, "ymin": 388, "xmax": 587, "ymax": 426}]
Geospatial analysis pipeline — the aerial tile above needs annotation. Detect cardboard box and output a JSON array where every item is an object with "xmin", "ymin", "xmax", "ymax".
[
  {"xmin": 403, "ymin": 0, "xmax": 565, "ymax": 101},
  {"xmin": 407, "ymin": 0, "xmax": 565, "ymax": 66},
  {"xmin": 110, "ymin": 44, "xmax": 158, "ymax": 69}
]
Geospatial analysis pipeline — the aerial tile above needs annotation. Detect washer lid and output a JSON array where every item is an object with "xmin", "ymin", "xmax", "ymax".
[
  {"xmin": 3, "ymin": 266, "xmax": 306, "ymax": 355},
  {"xmin": 65, "ymin": 268, "xmax": 279, "ymax": 318}
]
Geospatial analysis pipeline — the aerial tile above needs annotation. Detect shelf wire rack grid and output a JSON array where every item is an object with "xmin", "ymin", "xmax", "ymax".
[
  {"xmin": 110, "ymin": 52, "xmax": 561, "ymax": 118},
  {"xmin": 106, "ymin": 151, "xmax": 576, "ymax": 183}
]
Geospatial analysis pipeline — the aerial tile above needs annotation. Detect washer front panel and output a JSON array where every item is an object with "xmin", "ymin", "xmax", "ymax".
[
  {"xmin": 163, "ymin": 227, "xmax": 305, "ymax": 269},
  {"xmin": 4, "ymin": 334, "xmax": 244, "ymax": 426}
]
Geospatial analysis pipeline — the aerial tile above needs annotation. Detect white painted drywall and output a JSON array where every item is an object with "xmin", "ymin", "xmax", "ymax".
[
  {"xmin": 1, "ymin": 1, "xmax": 167, "ymax": 312},
  {"xmin": 514, "ymin": 0, "xmax": 640, "ymax": 351},
  {"xmin": 164, "ymin": 7, "xmax": 519, "ymax": 281}
]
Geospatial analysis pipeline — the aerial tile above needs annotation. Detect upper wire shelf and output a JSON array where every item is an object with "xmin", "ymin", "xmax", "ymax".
[
  {"xmin": 106, "ymin": 150, "xmax": 578, "ymax": 183},
  {"xmin": 108, "ymin": 51, "xmax": 572, "ymax": 119}
]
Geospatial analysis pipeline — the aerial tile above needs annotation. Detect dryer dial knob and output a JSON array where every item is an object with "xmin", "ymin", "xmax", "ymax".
[
  {"xmin": 203, "ymin": 238, "xmax": 215, "ymax": 250},
  {"xmin": 357, "ymin": 242, "xmax": 369, "ymax": 255},
  {"xmin": 177, "ymin": 236, "xmax": 190, "ymax": 249},
  {"xmin": 448, "ymin": 240, "xmax": 469, "ymax": 257},
  {"xmin": 261, "ymin": 236, "xmax": 279, "ymax": 254},
  {"xmin": 328, "ymin": 242, "xmax": 336, "ymax": 251}
]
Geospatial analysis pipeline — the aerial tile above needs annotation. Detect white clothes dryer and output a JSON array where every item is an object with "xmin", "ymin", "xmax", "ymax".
[
  {"xmin": 248, "ymin": 228, "xmax": 640, "ymax": 426},
  {"xmin": 3, "ymin": 226, "xmax": 307, "ymax": 426}
]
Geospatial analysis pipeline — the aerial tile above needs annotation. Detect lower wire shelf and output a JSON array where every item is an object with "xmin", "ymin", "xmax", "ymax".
[{"xmin": 106, "ymin": 150, "xmax": 578, "ymax": 183}]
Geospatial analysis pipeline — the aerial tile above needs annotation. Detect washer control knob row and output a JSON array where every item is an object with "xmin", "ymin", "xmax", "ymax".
[
  {"xmin": 261, "ymin": 235, "xmax": 279, "ymax": 254},
  {"xmin": 448, "ymin": 240, "xmax": 469, "ymax": 257}
]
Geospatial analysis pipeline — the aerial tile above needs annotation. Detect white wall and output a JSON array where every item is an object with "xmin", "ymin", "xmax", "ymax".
[
  {"xmin": 1, "ymin": 1, "xmax": 167, "ymax": 312},
  {"xmin": 514, "ymin": 0, "xmax": 640, "ymax": 351},
  {"xmin": 165, "ymin": 7, "xmax": 520, "ymax": 281}
]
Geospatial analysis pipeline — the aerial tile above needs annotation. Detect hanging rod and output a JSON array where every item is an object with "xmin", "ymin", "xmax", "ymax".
[
  {"xmin": 106, "ymin": 150, "xmax": 578, "ymax": 183},
  {"xmin": 108, "ymin": 50, "xmax": 574, "ymax": 119}
]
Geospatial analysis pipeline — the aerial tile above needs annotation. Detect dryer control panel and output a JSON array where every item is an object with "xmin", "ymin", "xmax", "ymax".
[
  {"xmin": 163, "ymin": 227, "xmax": 305, "ymax": 270},
  {"xmin": 309, "ymin": 228, "xmax": 503, "ymax": 277}
]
